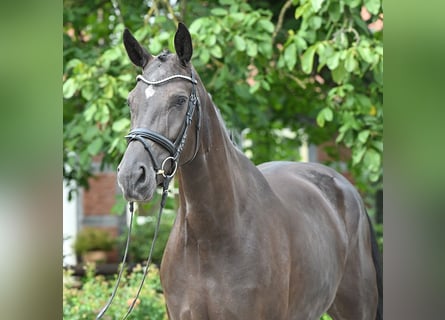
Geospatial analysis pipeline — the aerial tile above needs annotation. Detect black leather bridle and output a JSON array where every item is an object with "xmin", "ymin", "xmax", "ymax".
[{"xmin": 125, "ymin": 70, "xmax": 201, "ymax": 179}]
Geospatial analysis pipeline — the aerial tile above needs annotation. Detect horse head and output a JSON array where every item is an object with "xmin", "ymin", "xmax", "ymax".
[{"xmin": 117, "ymin": 23, "xmax": 200, "ymax": 202}]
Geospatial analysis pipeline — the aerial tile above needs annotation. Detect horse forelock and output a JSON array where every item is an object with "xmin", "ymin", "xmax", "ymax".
[{"xmin": 158, "ymin": 49, "xmax": 171, "ymax": 62}]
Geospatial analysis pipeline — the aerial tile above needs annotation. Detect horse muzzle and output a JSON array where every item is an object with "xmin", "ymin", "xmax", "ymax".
[{"xmin": 117, "ymin": 155, "xmax": 157, "ymax": 202}]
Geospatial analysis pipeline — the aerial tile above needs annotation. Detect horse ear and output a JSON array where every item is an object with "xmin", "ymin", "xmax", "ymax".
[
  {"xmin": 123, "ymin": 28, "xmax": 153, "ymax": 68},
  {"xmin": 174, "ymin": 23, "xmax": 193, "ymax": 66}
]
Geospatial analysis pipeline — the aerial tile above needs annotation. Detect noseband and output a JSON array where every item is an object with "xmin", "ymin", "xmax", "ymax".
[{"xmin": 125, "ymin": 71, "xmax": 200, "ymax": 179}]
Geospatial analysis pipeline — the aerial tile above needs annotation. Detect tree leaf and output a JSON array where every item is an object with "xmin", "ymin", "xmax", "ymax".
[
  {"xmin": 332, "ymin": 63, "xmax": 347, "ymax": 84},
  {"xmin": 327, "ymin": 51, "xmax": 340, "ymax": 70},
  {"xmin": 149, "ymin": 38, "xmax": 162, "ymax": 54},
  {"xmin": 364, "ymin": 148, "xmax": 381, "ymax": 171},
  {"xmin": 301, "ymin": 45, "xmax": 317, "ymax": 74},
  {"xmin": 369, "ymin": 172, "xmax": 380, "ymax": 182},
  {"xmin": 87, "ymin": 138, "xmax": 103, "ymax": 156},
  {"xmin": 309, "ymin": 16, "xmax": 322, "ymax": 30},
  {"xmin": 200, "ymin": 50, "xmax": 210, "ymax": 64},
  {"xmin": 357, "ymin": 46, "xmax": 374, "ymax": 64},
  {"xmin": 63, "ymin": 78, "xmax": 78, "ymax": 99},
  {"xmin": 316, "ymin": 111, "xmax": 325, "ymax": 127},
  {"xmin": 259, "ymin": 19, "xmax": 274, "ymax": 33},
  {"xmin": 112, "ymin": 118, "xmax": 130, "ymax": 132},
  {"xmin": 311, "ymin": 0, "xmax": 325, "ymax": 12},
  {"xmin": 231, "ymin": 13, "xmax": 245, "ymax": 22},
  {"xmin": 295, "ymin": 2, "xmax": 310, "ymax": 19},
  {"xmin": 328, "ymin": 2, "xmax": 342, "ymax": 22},
  {"xmin": 336, "ymin": 130, "xmax": 345, "ymax": 144},
  {"xmin": 364, "ymin": 0, "xmax": 381, "ymax": 15},
  {"xmin": 261, "ymin": 80, "xmax": 271, "ymax": 91},
  {"xmin": 189, "ymin": 18, "xmax": 204, "ymax": 34},
  {"xmin": 372, "ymin": 141, "xmax": 383, "ymax": 152},
  {"xmin": 210, "ymin": 8, "xmax": 228, "ymax": 16},
  {"xmin": 315, "ymin": 42, "xmax": 327, "ymax": 69},
  {"xmin": 352, "ymin": 147, "xmax": 366, "ymax": 165},
  {"xmin": 233, "ymin": 35, "xmax": 246, "ymax": 51},
  {"xmin": 316, "ymin": 107, "xmax": 333, "ymax": 127},
  {"xmin": 102, "ymin": 47, "xmax": 121, "ymax": 62},
  {"xmin": 323, "ymin": 107, "xmax": 333, "ymax": 121},
  {"xmin": 211, "ymin": 45, "xmax": 223, "ymax": 58},
  {"xmin": 294, "ymin": 35, "xmax": 307, "ymax": 50},
  {"xmin": 206, "ymin": 34, "xmax": 217, "ymax": 46},
  {"xmin": 81, "ymin": 84, "xmax": 94, "ymax": 100},
  {"xmin": 249, "ymin": 81, "xmax": 261, "ymax": 94},
  {"xmin": 356, "ymin": 93, "xmax": 371, "ymax": 108},
  {"xmin": 358, "ymin": 130, "xmax": 370, "ymax": 144},
  {"xmin": 104, "ymin": 84, "xmax": 113, "ymax": 99},
  {"xmin": 98, "ymin": 104, "xmax": 110, "ymax": 123},
  {"xmin": 108, "ymin": 137, "xmax": 121, "ymax": 153},
  {"xmin": 344, "ymin": 0, "xmax": 362, "ymax": 8},
  {"xmin": 83, "ymin": 103, "xmax": 97, "ymax": 122},
  {"xmin": 65, "ymin": 59, "xmax": 82, "ymax": 72},
  {"xmin": 259, "ymin": 42, "xmax": 272, "ymax": 58},
  {"xmin": 246, "ymin": 41, "xmax": 258, "ymax": 57},
  {"xmin": 344, "ymin": 49, "xmax": 358, "ymax": 72},
  {"xmin": 284, "ymin": 43, "xmax": 297, "ymax": 70}
]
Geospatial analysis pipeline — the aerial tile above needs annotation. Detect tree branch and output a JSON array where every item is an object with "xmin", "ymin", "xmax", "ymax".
[
  {"xmin": 272, "ymin": 0, "xmax": 293, "ymax": 45},
  {"xmin": 161, "ymin": 0, "xmax": 179, "ymax": 25}
]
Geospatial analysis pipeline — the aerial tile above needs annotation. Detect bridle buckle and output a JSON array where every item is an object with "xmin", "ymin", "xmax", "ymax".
[{"xmin": 158, "ymin": 156, "xmax": 178, "ymax": 178}]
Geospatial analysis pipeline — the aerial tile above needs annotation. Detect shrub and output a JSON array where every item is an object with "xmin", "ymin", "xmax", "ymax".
[
  {"xmin": 73, "ymin": 227, "xmax": 115, "ymax": 256},
  {"xmin": 374, "ymin": 223, "xmax": 384, "ymax": 254},
  {"xmin": 126, "ymin": 212, "xmax": 175, "ymax": 265},
  {"xmin": 63, "ymin": 263, "xmax": 167, "ymax": 319}
]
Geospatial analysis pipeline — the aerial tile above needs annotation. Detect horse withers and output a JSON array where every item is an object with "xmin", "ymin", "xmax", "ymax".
[{"xmin": 117, "ymin": 23, "xmax": 382, "ymax": 320}]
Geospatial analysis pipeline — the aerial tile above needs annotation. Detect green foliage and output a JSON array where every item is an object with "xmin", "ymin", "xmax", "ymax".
[
  {"xmin": 373, "ymin": 222, "xmax": 383, "ymax": 253},
  {"xmin": 282, "ymin": 0, "xmax": 383, "ymax": 186},
  {"xmin": 112, "ymin": 185, "xmax": 178, "ymax": 265},
  {"xmin": 73, "ymin": 227, "xmax": 115, "ymax": 255},
  {"xmin": 126, "ymin": 210, "xmax": 176, "ymax": 266},
  {"xmin": 63, "ymin": 0, "xmax": 383, "ymax": 201},
  {"xmin": 63, "ymin": 263, "xmax": 167, "ymax": 319}
]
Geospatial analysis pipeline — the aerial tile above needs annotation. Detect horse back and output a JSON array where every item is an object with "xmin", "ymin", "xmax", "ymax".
[
  {"xmin": 258, "ymin": 161, "xmax": 366, "ymax": 242},
  {"xmin": 257, "ymin": 161, "xmax": 372, "ymax": 317}
]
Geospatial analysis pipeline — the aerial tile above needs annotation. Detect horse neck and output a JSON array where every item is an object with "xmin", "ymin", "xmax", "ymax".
[{"xmin": 176, "ymin": 93, "xmax": 252, "ymax": 239}]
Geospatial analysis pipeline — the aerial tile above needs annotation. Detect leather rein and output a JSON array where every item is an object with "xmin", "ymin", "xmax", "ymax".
[{"xmin": 96, "ymin": 71, "xmax": 200, "ymax": 320}]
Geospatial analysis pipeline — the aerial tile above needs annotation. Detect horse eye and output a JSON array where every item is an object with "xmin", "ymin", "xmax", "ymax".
[{"xmin": 172, "ymin": 96, "xmax": 187, "ymax": 107}]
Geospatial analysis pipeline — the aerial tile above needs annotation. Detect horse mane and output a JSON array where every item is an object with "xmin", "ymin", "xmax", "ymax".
[{"xmin": 206, "ymin": 92, "xmax": 241, "ymax": 149}]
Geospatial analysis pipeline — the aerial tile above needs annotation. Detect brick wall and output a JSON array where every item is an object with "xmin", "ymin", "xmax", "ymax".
[
  {"xmin": 316, "ymin": 140, "xmax": 354, "ymax": 183},
  {"xmin": 80, "ymin": 170, "xmax": 122, "ymax": 263},
  {"xmin": 83, "ymin": 172, "xmax": 117, "ymax": 216}
]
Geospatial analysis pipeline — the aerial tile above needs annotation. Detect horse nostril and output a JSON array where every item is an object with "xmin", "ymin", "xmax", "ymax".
[{"xmin": 138, "ymin": 164, "xmax": 147, "ymax": 184}]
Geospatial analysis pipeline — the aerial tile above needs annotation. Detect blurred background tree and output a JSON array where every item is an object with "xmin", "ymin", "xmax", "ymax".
[{"xmin": 63, "ymin": 0, "xmax": 382, "ymax": 219}]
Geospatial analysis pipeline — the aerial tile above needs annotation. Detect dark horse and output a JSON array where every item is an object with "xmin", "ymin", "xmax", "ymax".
[{"xmin": 117, "ymin": 23, "xmax": 382, "ymax": 320}]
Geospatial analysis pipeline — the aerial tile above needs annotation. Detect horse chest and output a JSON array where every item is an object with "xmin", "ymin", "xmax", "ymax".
[{"xmin": 161, "ymin": 236, "xmax": 289, "ymax": 319}]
